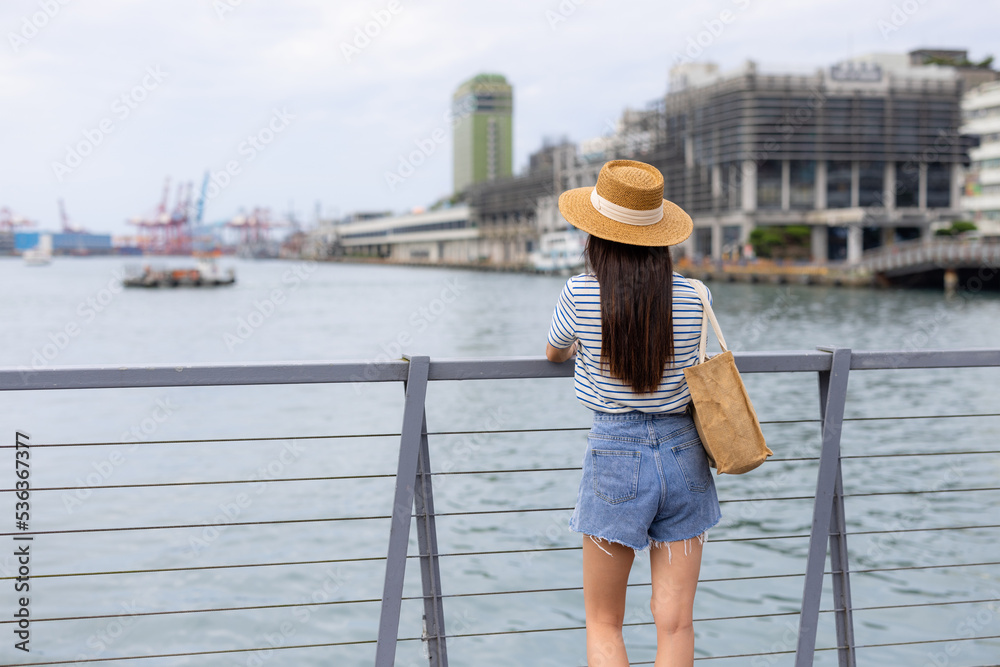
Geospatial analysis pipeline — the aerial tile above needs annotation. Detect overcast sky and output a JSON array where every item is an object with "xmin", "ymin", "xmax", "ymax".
[{"xmin": 1, "ymin": 0, "xmax": 997, "ymax": 235}]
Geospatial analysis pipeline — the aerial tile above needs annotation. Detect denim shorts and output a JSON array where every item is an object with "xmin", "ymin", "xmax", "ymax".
[{"xmin": 569, "ymin": 410, "xmax": 722, "ymax": 551}]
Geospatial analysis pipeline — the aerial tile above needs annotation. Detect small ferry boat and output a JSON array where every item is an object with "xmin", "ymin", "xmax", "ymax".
[
  {"xmin": 123, "ymin": 256, "xmax": 236, "ymax": 288},
  {"xmin": 530, "ymin": 230, "xmax": 586, "ymax": 274}
]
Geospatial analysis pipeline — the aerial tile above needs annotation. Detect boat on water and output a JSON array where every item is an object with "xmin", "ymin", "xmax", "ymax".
[
  {"xmin": 23, "ymin": 234, "xmax": 53, "ymax": 266},
  {"xmin": 529, "ymin": 229, "xmax": 586, "ymax": 274},
  {"xmin": 123, "ymin": 256, "xmax": 236, "ymax": 288}
]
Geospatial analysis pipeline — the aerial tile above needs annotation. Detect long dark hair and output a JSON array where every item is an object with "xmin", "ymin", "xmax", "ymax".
[{"xmin": 585, "ymin": 234, "xmax": 674, "ymax": 394}]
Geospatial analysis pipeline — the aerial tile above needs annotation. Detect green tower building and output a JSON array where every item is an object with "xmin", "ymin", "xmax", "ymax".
[{"xmin": 452, "ymin": 73, "xmax": 513, "ymax": 194}]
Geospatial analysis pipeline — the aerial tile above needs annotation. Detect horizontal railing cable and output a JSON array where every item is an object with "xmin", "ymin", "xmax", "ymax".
[
  {"xmin": 846, "ymin": 523, "xmax": 1000, "ymax": 536},
  {"xmin": 843, "ymin": 449, "xmax": 1000, "ymax": 459},
  {"xmin": 849, "ymin": 560, "xmax": 1000, "ymax": 575},
  {"xmin": 844, "ymin": 596, "xmax": 1000, "ymax": 613},
  {"xmin": 842, "ymin": 412, "xmax": 1000, "ymax": 422},
  {"xmin": 406, "ymin": 535, "xmax": 812, "ymax": 562},
  {"xmin": 850, "ymin": 634, "xmax": 1000, "ymax": 650},
  {"xmin": 0, "ymin": 419, "xmax": 833, "ymax": 451},
  {"xmin": 0, "ymin": 596, "xmax": 382, "ymax": 625},
  {"xmin": 0, "ymin": 639, "xmax": 379, "ymax": 666},
  {"xmin": 394, "ymin": 616, "xmax": 828, "ymax": 642},
  {"xmin": 401, "ymin": 572, "xmax": 809, "ymax": 602},
  {"xmin": 0, "ymin": 555, "xmax": 387, "ymax": 582},
  {"xmin": 0, "ymin": 514, "xmax": 391, "ymax": 538},
  {"xmin": 0, "ymin": 432, "xmax": 403, "ymax": 449},
  {"xmin": 427, "ymin": 426, "xmax": 588, "ymax": 436},
  {"xmin": 406, "ymin": 535, "xmax": 999, "ymax": 565},
  {"xmin": 842, "ymin": 486, "xmax": 1000, "ymax": 498},
  {"xmin": 0, "ymin": 472, "xmax": 396, "ymax": 494},
  {"xmin": 3, "ymin": 472, "xmax": 994, "ymax": 497}
]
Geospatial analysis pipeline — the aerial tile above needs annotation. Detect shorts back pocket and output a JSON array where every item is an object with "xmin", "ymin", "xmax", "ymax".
[
  {"xmin": 591, "ymin": 449, "xmax": 641, "ymax": 504},
  {"xmin": 671, "ymin": 439, "xmax": 711, "ymax": 492}
]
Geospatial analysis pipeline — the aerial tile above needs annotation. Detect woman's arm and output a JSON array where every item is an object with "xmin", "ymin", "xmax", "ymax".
[{"xmin": 546, "ymin": 341, "xmax": 577, "ymax": 363}]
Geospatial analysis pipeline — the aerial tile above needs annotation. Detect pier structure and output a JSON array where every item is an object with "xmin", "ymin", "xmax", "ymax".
[{"xmin": 859, "ymin": 237, "xmax": 1000, "ymax": 287}]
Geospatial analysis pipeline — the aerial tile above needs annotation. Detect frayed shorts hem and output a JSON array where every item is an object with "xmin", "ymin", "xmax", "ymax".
[{"xmin": 571, "ymin": 513, "xmax": 720, "ymax": 556}]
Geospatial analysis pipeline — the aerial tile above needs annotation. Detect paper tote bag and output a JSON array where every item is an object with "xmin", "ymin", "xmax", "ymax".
[{"xmin": 682, "ymin": 280, "xmax": 772, "ymax": 475}]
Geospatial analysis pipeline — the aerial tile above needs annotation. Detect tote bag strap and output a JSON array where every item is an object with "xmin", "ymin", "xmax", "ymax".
[{"xmin": 689, "ymin": 279, "xmax": 728, "ymax": 363}]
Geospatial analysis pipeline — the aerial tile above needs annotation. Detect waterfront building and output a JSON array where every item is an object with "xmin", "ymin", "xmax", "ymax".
[
  {"xmin": 961, "ymin": 80, "xmax": 1000, "ymax": 238},
  {"xmin": 334, "ymin": 205, "xmax": 485, "ymax": 263},
  {"xmin": 607, "ymin": 51, "xmax": 977, "ymax": 263},
  {"xmin": 306, "ymin": 211, "xmax": 393, "ymax": 259},
  {"xmin": 452, "ymin": 74, "xmax": 514, "ymax": 195}
]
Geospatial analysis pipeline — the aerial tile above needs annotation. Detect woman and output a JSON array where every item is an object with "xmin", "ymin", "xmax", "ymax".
[{"xmin": 546, "ymin": 159, "xmax": 720, "ymax": 666}]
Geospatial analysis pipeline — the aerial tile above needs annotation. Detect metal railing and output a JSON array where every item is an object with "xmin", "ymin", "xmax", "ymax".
[{"xmin": 1, "ymin": 348, "xmax": 998, "ymax": 666}]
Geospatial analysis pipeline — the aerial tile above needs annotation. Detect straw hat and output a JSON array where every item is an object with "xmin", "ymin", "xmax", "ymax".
[{"xmin": 557, "ymin": 160, "xmax": 692, "ymax": 247}]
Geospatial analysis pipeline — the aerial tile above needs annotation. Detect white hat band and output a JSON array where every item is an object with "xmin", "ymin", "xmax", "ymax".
[{"xmin": 590, "ymin": 188, "xmax": 663, "ymax": 226}]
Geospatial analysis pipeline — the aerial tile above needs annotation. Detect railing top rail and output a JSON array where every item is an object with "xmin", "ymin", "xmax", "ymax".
[{"xmin": 1, "ymin": 349, "xmax": 998, "ymax": 392}]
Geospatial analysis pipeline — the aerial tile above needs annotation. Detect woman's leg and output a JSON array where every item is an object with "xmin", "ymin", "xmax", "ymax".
[
  {"xmin": 648, "ymin": 537, "xmax": 704, "ymax": 667},
  {"xmin": 582, "ymin": 535, "xmax": 635, "ymax": 667}
]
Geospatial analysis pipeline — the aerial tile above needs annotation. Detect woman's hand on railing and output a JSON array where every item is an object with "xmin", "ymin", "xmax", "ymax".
[{"xmin": 546, "ymin": 341, "xmax": 578, "ymax": 363}]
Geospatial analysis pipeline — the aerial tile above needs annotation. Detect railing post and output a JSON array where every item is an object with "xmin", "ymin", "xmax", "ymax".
[
  {"xmin": 816, "ymin": 354, "xmax": 857, "ymax": 667},
  {"xmin": 829, "ymin": 467, "xmax": 856, "ymax": 666},
  {"xmin": 795, "ymin": 347, "xmax": 853, "ymax": 666},
  {"xmin": 414, "ymin": 410, "xmax": 449, "ymax": 666},
  {"xmin": 375, "ymin": 355, "xmax": 431, "ymax": 667}
]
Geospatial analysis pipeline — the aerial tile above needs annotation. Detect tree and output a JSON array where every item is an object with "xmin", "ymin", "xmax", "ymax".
[
  {"xmin": 749, "ymin": 225, "xmax": 812, "ymax": 259},
  {"xmin": 934, "ymin": 220, "xmax": 978, "ymax": 237}
]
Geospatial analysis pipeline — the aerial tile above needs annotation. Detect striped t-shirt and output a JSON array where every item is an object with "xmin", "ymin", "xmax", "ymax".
[{"xmin": 547, "ymin": 272, "xmax": 710, "ymax": 414}]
